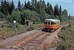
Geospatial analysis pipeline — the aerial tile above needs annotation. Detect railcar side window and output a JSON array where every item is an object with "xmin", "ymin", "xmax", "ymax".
[
  {"xmin": 48, "ymin": 22, "xmax": 50, "ymax": 24},
  {"xmin": 51, "ymin": 22, "xmax": 56, "ymax": 25}
]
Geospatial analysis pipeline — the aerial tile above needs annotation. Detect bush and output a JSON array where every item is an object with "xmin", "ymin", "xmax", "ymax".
[
  {"xmin": 56, "ymin": 42, "xmax": 67, "ymax": 50},
  {"xmin": 61, "ymin": 27, "xmax": 69, "ymax": 30},
  {"xmin": 39, "ymin": 11, "xmax": 50, "ymax": 22},
  {"xmin": 1, "ymin": 24, "xmax": 4, "ymax": 27},
  {"xmin": 6, "ymin": 10, "xmax": 21, "ymax": 23},
  {"xmin": 21, "ymin": 9, "xmax": 41, "ymax": 23},
  {"xmin": 27, "ymin": 26, "xmax": 35, "ymax": 31},
  {"xmin": 58, "ymin": 32, "xmax": 68, "ymax": 40},
  {"xmin": 6, "ymin": 23, "xmax": 14, "ymax": 28},
  {"xmin": 6, "ymin": 14, "xmax": 13, "ymax": 23},
  {"xmin": 0, "ymin": 12, "xmax": 3, "ymax": 19},
  {"xmin": 6, "ymin": 9, "xmax": 42, "ymax": 24},
  {"xmin": 11, "ymin": 10, "xmax": 21, "ymax": 23}
]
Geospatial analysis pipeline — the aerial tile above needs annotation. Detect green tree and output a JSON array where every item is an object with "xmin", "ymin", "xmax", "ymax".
[
  {"xmin": 39, "ymin": 10, "xmax": 49, "ymax": 22},
  {"xmin": 40, "ymin": 0, "xmax": 46, "ymax": 11},
  {"xmin": 49, "ymin": 4, "xmax": 53, "ymax": 15},
  {"xmin": 21, "ymin": 9, "xmax": 41, "ymax": 23},
  {"xmin": 9, "ymin": 0, "xmax": 15, "ymax": 15},
  {"xmin": 26, "ymin": 1, "xmax": 31, "ymax": 9},
  {"xmin": 36, "ymin": 2, "xmax": 40, "ymax": 13},
  {"xmin": 59, "ymin": 5, "xmax": 62, "ymax": 21},
  {"xmin": 46, "ymin": 3, "xmax": 54, "ymax": 18},
  {"xmin": 68, "ymin": 14, "xmax": 71, "ymax": 27},
  {"xmin": 0, "ymin": 0, "xmax": 1, "ymax": 11},
  {"xmin": 1, "ymin": 0, "xmax": 8, "ymax": 15},
  {"xmin": 11, "ymin": 10, "xmax": 21, "ymax": 23},
  {"xmin": 18, "ymin": 0, "xmax": 21, "ymax": 10},
  {"xmin": 45, "ymin": 2, "xmax": 50, "ymax": 13},
  {"xmin": 54, "ymin": 4, "xmax": 59, "ymax": 17},
  {"xmin": 20, "ymin": 11, "xmax": 25, "ymax": 24},
  {"xmin": 61, "ymin": 9, "xmax": 68, "ymax": 21},
  {"xmin": 23, "ymin": 1, "xmax": 27, "ymax": 9},
  {"xmin": 36, "ymin": 0, "xmax": 46, "ymax": 13},
  {"xmin": 32, "ymin": 0, "xmax": 37, "ymax": 10},
  {"xmin": 42, "ymin": 0, "xmax": 46, "ymax": 10},
  {"xmin": 6, "ymin": 14, "xmax": 13, "ymax": 22}
]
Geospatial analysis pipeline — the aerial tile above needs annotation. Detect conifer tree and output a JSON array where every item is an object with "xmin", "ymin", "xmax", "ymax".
[
  {"xmin": 9, "ymin": 0, "xmax": 15, "ymax": 15},
  {"xmin": 49, "ymin": 4, "xmax": 53, "ymax": 15},
  {"xmin": 59, "ymin": 5, "xmax": 62, "ymax": 21},
  {"xmin": 54, "ymin": 4, "xmax": 59, "ymax": 17},
  {"xmin": 32, "ymin": 0, "xmax": 37, "ymax": 10},
  {"xmin": 18, "ymin": 0, "xmax": 21, "ymax": 10},
  {"xmin": 24, "ymin": 1, "xmax": 27, "ymax": 9},
  {"xmin": 1, "ymin": 0, "xmax": 8, "ymax": 16},
  {"xmin": 26, "ymin": 1, "xmax": 30, "ymax": 9},
  {"xmin": 45, "ymin": 2, "xmax": 50, "ymax": 14}
]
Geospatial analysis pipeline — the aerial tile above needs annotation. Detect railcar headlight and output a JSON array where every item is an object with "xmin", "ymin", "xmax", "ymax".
[{"xmin": 52, "ymin": 27, "xmax": 54, "ymax": 28}]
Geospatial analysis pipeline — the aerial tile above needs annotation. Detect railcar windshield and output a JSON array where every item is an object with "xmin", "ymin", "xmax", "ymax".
[
  {"xmin": 45, "ymin": 21, "xmax": 56, "ymax": 25},
  {"xmin": 48, "ymin": 22, "xmax": 56, "ymax": 25}
]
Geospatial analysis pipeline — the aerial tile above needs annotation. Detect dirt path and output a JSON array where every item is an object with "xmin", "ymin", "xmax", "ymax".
[
  {"xmin": 0, "ymin": 21, "xmax": 7, "ymax": 24},
  {"xmin": 21, "ymin": 26, "xmax": 62, "ymax": 50},
  {"xmin": 0, "ymin": 30, "xmax": 39, "ymax": 48},
  {"xmin": 0, "ymin": 24, "xmax": 69, "ymax": 50}
]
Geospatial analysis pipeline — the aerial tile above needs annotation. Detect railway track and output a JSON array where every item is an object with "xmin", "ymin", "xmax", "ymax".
[
  {"xmin": 24, "ymin": 33, "xmax": 50, "ymax": 50},
  {"xmin": 8, "ymin": 30, "xmax": 51, "ymax": 50},
  {"xmin": 15, "ymin": 32, "xmax": 49, "ymax": 50}
]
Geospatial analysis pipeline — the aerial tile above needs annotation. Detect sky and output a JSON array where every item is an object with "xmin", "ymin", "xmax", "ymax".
[{"xmin": 1, "ymin": 0, "xmax": 74, "ymax": 16}]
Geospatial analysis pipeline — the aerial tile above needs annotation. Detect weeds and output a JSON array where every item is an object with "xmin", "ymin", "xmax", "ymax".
[
  {"xmin": 56, "ymin": 41, "xmax": 67, "ymax": 50},
  {"xmin": 27, "ymin": 26, "xmax": 35, "ymax": 31},
  {"xmin": 58, "ymin": 32, "xmax": 68, "ymax": 40},
  {"xmin": 57, "ymin": 22, "xmax": 74, "ymax": 50}
]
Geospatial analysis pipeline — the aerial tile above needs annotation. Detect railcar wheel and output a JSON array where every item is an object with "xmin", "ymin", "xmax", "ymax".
[
  {"xmin": 42, "ymin": 28, "xmax": 48, "ymax": 32},
  {"xmin": 42, "ymin": 28, "xmax": 45, "ymax": 31}
]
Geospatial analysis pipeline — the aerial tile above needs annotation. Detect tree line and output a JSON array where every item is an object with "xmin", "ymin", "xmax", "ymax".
[{"xmin": 0, "ymin": 0, "xmax": 69, "ymax": 24}]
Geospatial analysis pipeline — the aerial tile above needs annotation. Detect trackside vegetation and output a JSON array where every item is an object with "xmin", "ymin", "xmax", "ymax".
[
  {"xmin": 0, "ymin": 0, "xmax": 70, "ymax": 39},
  {"xmin": 56, "ymin": 22, "xmax": 74, "ymax": 50}
]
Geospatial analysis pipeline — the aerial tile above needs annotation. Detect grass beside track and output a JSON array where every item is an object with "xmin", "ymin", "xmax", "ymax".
[
  {"xmin": 56, "ymin": 20, "xmax": 74, "ymax": 50},
  {"xmin": 0, "ymin": 22, "xmax": 43, "ymax": 39}
]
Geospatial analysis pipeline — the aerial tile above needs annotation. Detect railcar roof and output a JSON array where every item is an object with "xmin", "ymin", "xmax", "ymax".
[{"xmin": 45, "ymin": 19, "xmax": 60, "ymax": 22}]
